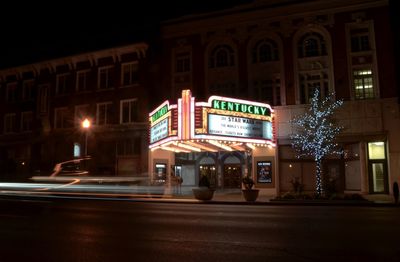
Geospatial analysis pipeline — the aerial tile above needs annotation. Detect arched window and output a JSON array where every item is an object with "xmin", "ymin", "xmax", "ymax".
[
  {"xmin": 252, "ymin": 39, "xmax": 279, "ymax": 63},
  {"xmin": 298, "ymin": 32, "xmax": 327, "ymax": 58},
  {"xmin": 209, "ymin": 45, "xmax": 235, "ymax": 68}
]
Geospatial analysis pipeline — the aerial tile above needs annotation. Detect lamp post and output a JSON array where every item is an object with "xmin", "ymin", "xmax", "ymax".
[{"xmin": 82, "ymin": 118, "xmax": 91, "ymax": 156}]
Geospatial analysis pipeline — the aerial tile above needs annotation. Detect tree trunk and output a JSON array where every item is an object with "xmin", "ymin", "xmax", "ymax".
[{"xmin": 316, "ymin": 159, "xmax": 323, "ymax": 196}]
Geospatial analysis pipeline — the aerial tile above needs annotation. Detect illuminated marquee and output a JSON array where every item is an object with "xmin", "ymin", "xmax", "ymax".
[
  {"xmin": 149, "ymin": 90, "xmax": 275, "ymax": 151},
  {"xmin": 150, "ymin": 118, "xmax": 169, "ymax": 144},
  {"xmin": 149, "ymin": 101, "xmax": 177, "ymax": 146},
  {"xmin": 208, "ymin": 114, "xmax": 272, "ymax": 140}
]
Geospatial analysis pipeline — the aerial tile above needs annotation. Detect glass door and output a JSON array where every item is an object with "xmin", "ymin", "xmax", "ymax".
[
  {"xmin": 367, "ymin": 142, "xmax": 388, "ymax": 193},
  {"xmin": 199, "ymin": 165, "xmax": 217, "ymax": 188},
  {"xmin": 223, "ymin": 164, "xmax": 242, "ymax": 189}
]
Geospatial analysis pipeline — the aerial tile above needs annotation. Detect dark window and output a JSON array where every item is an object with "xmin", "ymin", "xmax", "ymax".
[
  {"xmin": 209, "ymin": 45, "xmax": 235, "ymax": 68},
  {"xmin": 298, "ymin": 32, "xmax": 327, "ymax": 58},
  {"xmin": 252, "ymin": 39, "xmax": 279, "ymax": 63}
]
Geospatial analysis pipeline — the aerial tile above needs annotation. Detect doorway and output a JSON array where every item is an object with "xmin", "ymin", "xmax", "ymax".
[
  {"xmin": 199, "ymin": 165, "xmax": 217, "ymax": 188},
  {"xmin": 223, "ymin": 164, "xmax": 241, "ymax": 188},
  {"xmin": 367, "ymin": 142, "xmax": 388, "ymax": 193}
]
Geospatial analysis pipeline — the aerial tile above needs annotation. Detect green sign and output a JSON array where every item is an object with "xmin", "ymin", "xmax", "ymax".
[
  {"xmin": 151, "ymin": 104, "xmax": 168, "ymax": 123},
  {"xmin": 212, "ymin": 100, "xmax": 271, "ymax": 117}
]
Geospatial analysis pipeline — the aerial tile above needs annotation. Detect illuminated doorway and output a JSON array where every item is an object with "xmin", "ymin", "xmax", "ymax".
[
  {"xmin": 223, "ymin": 164, "xmax": 241, "ymax": 188},
  {"xmin": 367, "ymin": 142, "xmax": 388, "ymax": 193}
]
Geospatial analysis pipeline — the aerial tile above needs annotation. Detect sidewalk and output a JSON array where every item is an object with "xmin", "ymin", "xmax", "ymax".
[
  {"xmin": 0, "ymin": 182, "xmax": 397, "ymax": 206},
  {"xmin": 157, "ymin": 187, "xmax": 397, "ymax": 206}
]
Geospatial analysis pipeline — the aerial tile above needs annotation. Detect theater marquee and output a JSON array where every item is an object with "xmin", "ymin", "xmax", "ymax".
[{"xmin": 149, "ymin": 90, "xmax": 275, "ymax": 153}]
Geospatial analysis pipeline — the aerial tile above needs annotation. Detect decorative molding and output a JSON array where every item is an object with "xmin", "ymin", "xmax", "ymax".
[{"xmin": 0, "ymin": 43, "xmax": 148, "ymax": 77}]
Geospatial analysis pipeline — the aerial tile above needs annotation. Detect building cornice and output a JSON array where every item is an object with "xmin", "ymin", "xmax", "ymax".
[
  {"xmin": 161, "ymin": 0, "xmax": 388, "ymax": 39},
  {"xmin": 0, "ymin": 43, "xmax": 148, "ymax": 82}
]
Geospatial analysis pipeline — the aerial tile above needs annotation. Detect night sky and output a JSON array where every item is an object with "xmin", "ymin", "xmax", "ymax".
[{"xmin": 0, "ymin": 1, "xmax": 251, "ymax": 69}]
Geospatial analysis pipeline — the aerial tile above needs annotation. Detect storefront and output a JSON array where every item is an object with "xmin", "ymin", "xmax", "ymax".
[{"xmin": 148, "ymin": 90, "xmax": 277, "ymax": 194}]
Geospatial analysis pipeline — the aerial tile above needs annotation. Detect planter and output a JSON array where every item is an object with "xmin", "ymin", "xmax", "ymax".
[
  {"xmin": 192, "ymin": 187, "xmax": 215, "ymax": 200},
  {"xmin": 242, "ymin": 189, "xmax": 259, "ymax": 202}
]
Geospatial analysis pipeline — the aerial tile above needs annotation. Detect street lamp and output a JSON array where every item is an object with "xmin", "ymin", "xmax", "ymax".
[{"xmin": 82, "ymin": 118, "xmax": 91, "ymax": 156}]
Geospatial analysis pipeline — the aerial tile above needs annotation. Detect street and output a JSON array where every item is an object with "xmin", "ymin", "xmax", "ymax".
[{"xmin": 0, "ymin": 196, "xmax": 399, "ymax": 262}]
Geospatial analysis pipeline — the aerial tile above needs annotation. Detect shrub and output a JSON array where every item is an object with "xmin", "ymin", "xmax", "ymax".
[{"xmin": 242, "ymin": 175, "xmax": 254, "ymax": 190}]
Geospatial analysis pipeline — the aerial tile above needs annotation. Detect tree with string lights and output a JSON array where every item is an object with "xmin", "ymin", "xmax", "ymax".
[{"xmin": 290, "ymin": 89, "xmax": 343, "ymax": 196}]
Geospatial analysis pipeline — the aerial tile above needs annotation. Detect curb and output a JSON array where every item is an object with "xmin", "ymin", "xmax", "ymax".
[{"xmin": 1, "ymin": 191, "xmax": 398, "ymax": 207}]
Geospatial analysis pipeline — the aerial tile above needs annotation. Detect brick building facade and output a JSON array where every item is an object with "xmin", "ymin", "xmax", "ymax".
[
  {"xmin": 158, "ymin": 0, "xmax": 399, "ymax": 195},
  {"xmin": 0, "ymin": 44, "xmax": 149, "ymax": 178}
]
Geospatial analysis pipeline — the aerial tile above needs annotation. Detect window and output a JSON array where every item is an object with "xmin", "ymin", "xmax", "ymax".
[
  {"xmin": 56, "ymin": 73, "xmax": 70, "ymax": 95},
  {"xmin": 74, "ymin": 143, "xmax": 81, "ymax": 158},
  {"xmin": 4, "ymin": 113, "xmax": 16, "ymax": 134},
  {"xmin": 22, "ymin": 80, "xmax": 35, "ymax": 101},
  {"xmin": 38, "ymin": 85, "xmax": 49, "ymax": 114},
  {"xmin": 252, "ymin": 39, "xmax": 279, "ymax": 63},
  {"xmin": 75, "ymin": 105, "xmax": 90, "ymax": 126},
  {"xmin": 346, "ymin": 22, "xmax": 377, "ymax": 100},
  {"xmin": 121, "ymin": 62, "xmax": 139, "ymax": 86},
  {"xmin": 6, "ymin": 82, "xmax": 17, "ymax": 102},
  {"xmin": 54, "ymin": 107, "xmax": 70, "ymax": 129},
  {"xmin": 353, "ymin": 69, "xmax": 374, "ymax": 99},
  {"xmin": 76, "ymin": 70, "xmax": 90, "ymax": 92},
  {"xmin": 21, "ymin": 111, "xmax": 33, "ymax": 132},
  {"xmin": 350, "ymin": 28, "xmax": 370, "ymax": 52},
  {"xmin": 120, "ymin": 99, "xmax": 138, "ymax": 124},
  {"xmin": 96, "ymin": 102, "xmax": 113, "ymax": 125},
  {"xmin": 253, "ymin": 79, "xmax": 281, "ymax": 105},
  {"xmin": 210, "ymin": 82, "xmax": 236, "ymax": 97},
  {"xmin": 175, "ymin": 52, "xmax": 191, "ymax": 73},
  {"xmin": 299, "ymin": 73, "xmax": 329, "ymax": 103},
  {"xmin": 98, "ymin": 66, "xmax": 114, "ymax": 90},
  {"xmin": 298, "ymin": 32, "xmax": 327, "ymax": 58},
  {"xmin": 209, "ymin": 45, "xmax": 235, "ymax": 68},
  {"xmin": 117, "ymin": 137, "xmax": 141, "ymax": 156}
]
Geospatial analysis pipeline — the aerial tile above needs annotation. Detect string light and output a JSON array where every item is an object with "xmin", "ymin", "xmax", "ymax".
[{"xmin": 290, "ymin": 89, "xmax": 343, "ymax": 196}]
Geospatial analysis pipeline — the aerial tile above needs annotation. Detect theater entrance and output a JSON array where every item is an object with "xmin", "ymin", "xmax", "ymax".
[
  {"xmin": 223, "ymin": 164, "xmax": 241, "ymax": 189},
  {"xmin": 199, "ymin": 164, "xmax": 217, "ymax": 188}
]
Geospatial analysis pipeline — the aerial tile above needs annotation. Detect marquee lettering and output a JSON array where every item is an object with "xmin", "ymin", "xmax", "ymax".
[{"xmin": 212, "ymin": 100, "xmax": 270, "ymax": 117}]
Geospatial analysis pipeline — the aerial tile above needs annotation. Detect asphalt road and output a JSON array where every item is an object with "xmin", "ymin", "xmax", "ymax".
[{"xmin": 0, "ymin": 196, "xmax": 399, "ymax": 262}]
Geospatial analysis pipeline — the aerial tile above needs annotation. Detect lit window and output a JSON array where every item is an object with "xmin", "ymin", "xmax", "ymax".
[
  {"xmin": 353, "ymin": 69, "xmax": 374, "ymax": 99},
  {"xmin": 368, "ymin": 142, "xmax": 385, "ymax": 160},
  {"xmin": 74, "ymin": 143, "xmax": 81, "ymax": 158}
]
